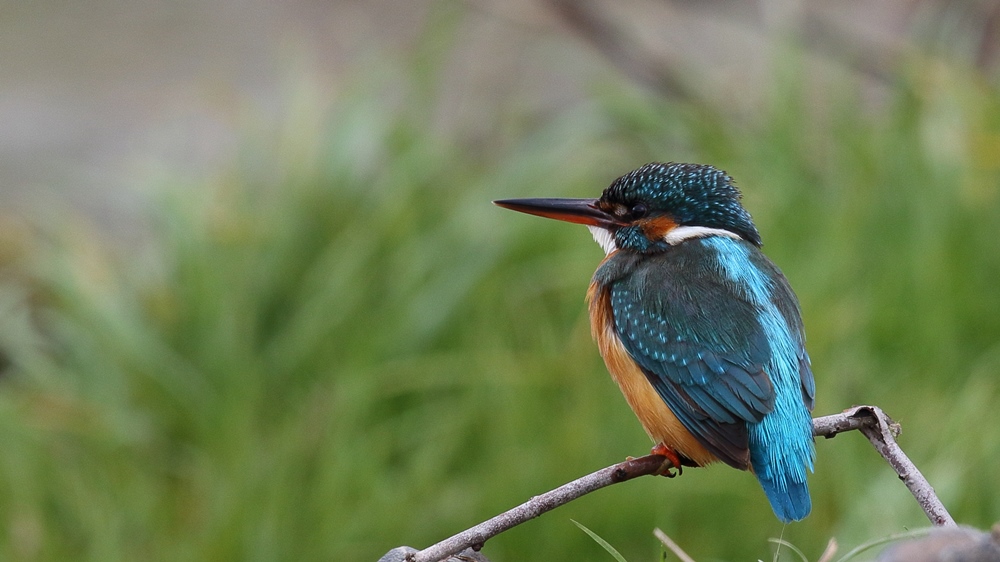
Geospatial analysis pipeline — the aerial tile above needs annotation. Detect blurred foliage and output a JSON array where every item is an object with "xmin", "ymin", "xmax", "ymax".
[{"xmin": 1, "ymin": 6, "xmax": 1000, "ymax": 562}]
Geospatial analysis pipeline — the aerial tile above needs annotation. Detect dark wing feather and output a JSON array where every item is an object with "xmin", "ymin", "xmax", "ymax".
[{"xmin": 606, "ymin": 244, "xmax": 778, "ymax": 469}]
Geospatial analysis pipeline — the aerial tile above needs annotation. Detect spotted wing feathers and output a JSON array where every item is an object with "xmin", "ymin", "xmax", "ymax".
[{"xmin": 604, "ymin": 242, "xmax": 789, "ymax": 469}]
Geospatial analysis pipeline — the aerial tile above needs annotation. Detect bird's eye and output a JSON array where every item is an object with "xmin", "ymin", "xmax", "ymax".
[{"xmin": 630, "ymin": 203, "xmax": 648, "ymax": 218}]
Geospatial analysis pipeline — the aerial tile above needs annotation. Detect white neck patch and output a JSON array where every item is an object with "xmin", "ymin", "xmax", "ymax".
[
  {"xmin": 587, "ymin": 224, "xmax": 741, "ymax": 255},
  {"xmin": 663, "ymin": 225, "xmax": 742, "ymax": 245}
]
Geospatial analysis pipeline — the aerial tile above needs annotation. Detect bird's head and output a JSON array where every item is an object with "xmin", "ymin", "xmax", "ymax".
[{"xmin": 494, "ymin": 162, "xmax": 762, "ymax": 254}]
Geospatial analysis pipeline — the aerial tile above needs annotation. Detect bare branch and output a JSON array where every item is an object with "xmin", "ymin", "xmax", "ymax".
[
  {"xmin": 838, "ymin": 405, "xmax": 956, "ymax": 527},
  {"xmin": 408, "ymin": 454, "xmax": 669, "ymax": 562},
  {"xmin": 389, "ymin": 405, "xmax": 954, "ymax": 562}
]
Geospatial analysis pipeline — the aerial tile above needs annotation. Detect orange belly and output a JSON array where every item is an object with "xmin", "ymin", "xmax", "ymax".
[{"xmin": 587, "ymin": 280, "xmax": 718, "ymax": 467}]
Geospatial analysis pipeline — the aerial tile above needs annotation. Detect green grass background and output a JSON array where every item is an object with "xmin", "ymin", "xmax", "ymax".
[{"xmin": 1, "ymin": 7, "xmax": 999, "ymax": 562}]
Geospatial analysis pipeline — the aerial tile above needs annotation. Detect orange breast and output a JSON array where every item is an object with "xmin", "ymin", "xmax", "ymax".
[{"xmin": 586, "ymin": 279, "xmax": 718, "ymax": 466}]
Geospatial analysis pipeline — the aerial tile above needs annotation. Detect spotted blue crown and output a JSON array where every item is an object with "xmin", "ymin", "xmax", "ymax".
[{"xmin": 602, "ymin": 163, "xmax": 763, "ymax": 247}]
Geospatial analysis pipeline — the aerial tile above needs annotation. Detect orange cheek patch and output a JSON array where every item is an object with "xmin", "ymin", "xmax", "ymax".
[{"xmin": 639, "ymin": 216, "xmax": 678, "ymax": 241}]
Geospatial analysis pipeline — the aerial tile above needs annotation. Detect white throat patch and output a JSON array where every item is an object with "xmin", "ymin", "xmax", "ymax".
[{"xmin": 587, "ymin": 226, "xmax": 618, "ymax": 255}]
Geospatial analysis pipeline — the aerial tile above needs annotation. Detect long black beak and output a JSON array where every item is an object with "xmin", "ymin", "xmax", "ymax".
[{"xmin": 493, "ymin": 198, "xmax": 618, "ymax": 228}]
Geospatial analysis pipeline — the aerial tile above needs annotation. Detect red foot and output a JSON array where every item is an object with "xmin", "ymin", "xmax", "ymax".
[{"xmin": 651, "ymin": 442, "xmax": 683, "ymax": 477}]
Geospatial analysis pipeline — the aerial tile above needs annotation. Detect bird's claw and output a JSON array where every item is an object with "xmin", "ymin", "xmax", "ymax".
[
  {"xmin": 651, "ymin": 442, "xmax": 683, "ymax": 477},
  {"xmin": 657, "ymin": 461, "xmax": 679, "ymax": 478}
]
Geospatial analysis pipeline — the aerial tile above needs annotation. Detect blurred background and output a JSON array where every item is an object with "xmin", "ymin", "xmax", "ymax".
[{"xmin": 1, "ymin": 0, "xmax": 999, "ymax": 560}]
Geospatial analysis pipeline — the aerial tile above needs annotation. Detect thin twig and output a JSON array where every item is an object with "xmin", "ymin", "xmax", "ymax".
[
  {"xmin": 815, "ymin": 537, "xmax": 838, "ymax": 562},
  {"xmin": 542, "ymin": 0, "xmax": 694, "ymax": 99},
  {"xmin": 398, "ymin": 405, "xmax": 954, "ymax": 562},
  {"xmin": 654, "ymin": 528, "xmax": 697, "ymax": 562}
]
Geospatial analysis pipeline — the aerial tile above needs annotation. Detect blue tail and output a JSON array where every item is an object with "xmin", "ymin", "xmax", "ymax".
[
  {"xmin": 755, "ymin": 468, "xmax": 812, "ymax": 522},
  {"xmin": 747, "ymin": 389, "xmax": 816, "ymax": 523},
  {"xmin": 748, "ymin": 402, "xmax": 815, "ymax": 522}
]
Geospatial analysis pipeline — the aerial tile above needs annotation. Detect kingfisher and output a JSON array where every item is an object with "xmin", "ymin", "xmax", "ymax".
[{"xmin": 494, "ymin": 162, "xmax": 815, "ymax": 522}]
